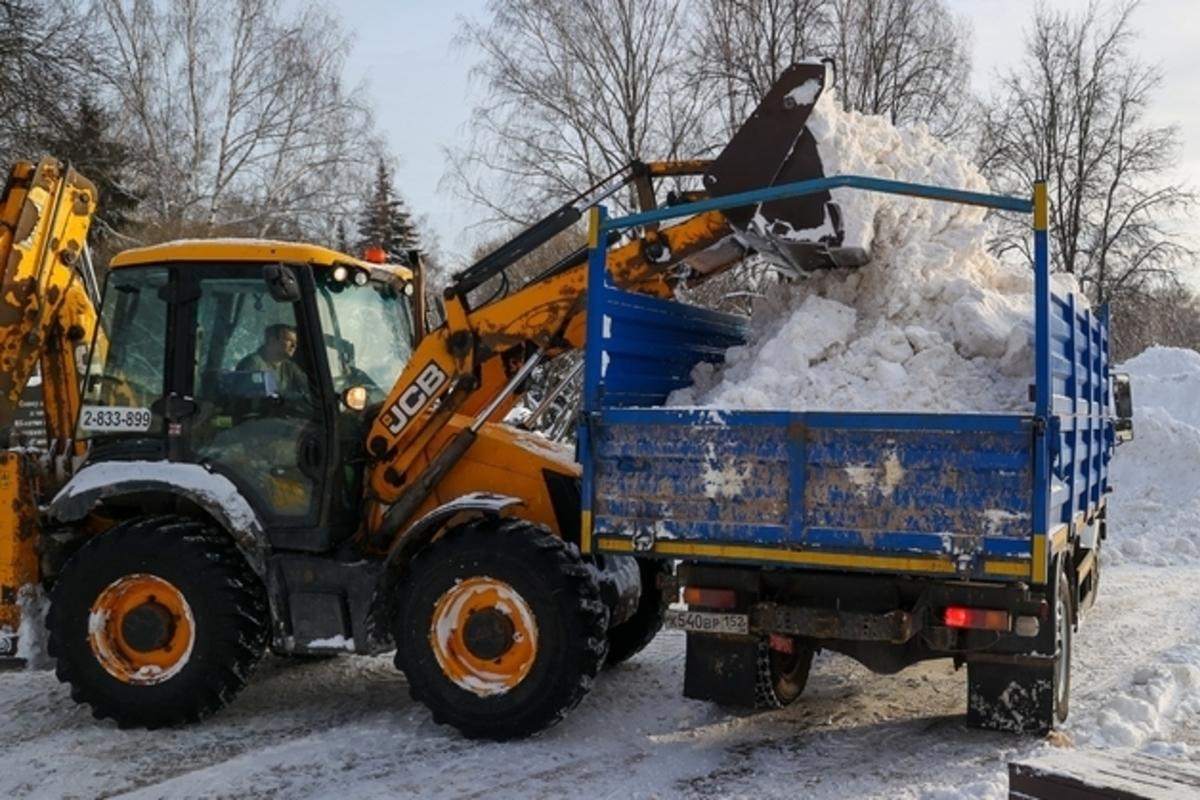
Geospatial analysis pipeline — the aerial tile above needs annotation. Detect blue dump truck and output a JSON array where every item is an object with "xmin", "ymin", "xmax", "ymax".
[{"xmin": 578, "ymin": 177, "xmax": 1133, "ymax": 734}]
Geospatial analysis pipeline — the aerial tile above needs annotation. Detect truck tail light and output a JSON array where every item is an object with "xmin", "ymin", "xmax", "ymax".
[
  {"xmin": 942, "ymin": 606, "xmax": 1010, "ymax": 631},
  {"xmin": 683, "ymin": 587, "xmax": 737, "ymax": 609}
]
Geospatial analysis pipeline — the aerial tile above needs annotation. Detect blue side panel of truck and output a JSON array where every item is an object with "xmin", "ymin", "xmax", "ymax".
[{"xmin": 579, "ymin": 177, "xmax": 1115, "ymax": 587}]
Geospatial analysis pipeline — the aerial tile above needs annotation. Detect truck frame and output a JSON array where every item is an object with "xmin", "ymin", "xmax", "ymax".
[{"xmin": 578, "ymin": 176, "xmax": 1129, "ymax": 732}]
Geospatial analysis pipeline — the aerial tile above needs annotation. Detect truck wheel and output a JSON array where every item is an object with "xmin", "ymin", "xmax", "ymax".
[
  {"xmin": 393, "ymin": 518, "xmax": 608, "ymax": 740},
  {"xmin": 47, "ymin": 515, "xmax": 268, "ymax": 728},
  {"xmin": 604, "ymin": 558, "xmax": 671, "ymax": 667},
  {"xmin": 755, "ymin": 636, "xmax": 814, "ymax": 709},
  {"xmin": 967, "ymin": 567, "xmax": 1072, "ymax": 734}
]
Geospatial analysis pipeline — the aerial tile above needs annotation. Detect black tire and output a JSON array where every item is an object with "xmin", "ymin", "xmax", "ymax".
[
  {"xmin": 604, "ymin": 558, "xmax": 671, "ymax": 667},
  {"xmin": 393, "ymin": 518, "xmax": 608, "ymax": 740},
  {"xmin": 754, "ymin": 636, "xmax": 814, "ymax": 709},
  {"xmin": 967, "ymin": 565, "xmax": 1072, "ymax": 734},
  {"xmin": 47, "ymin": 515, "xmax": 268, "ymax": 729},
  {"xmin": 1052, "ymin": 567, "xmax": 1073, "ymax": 723}
]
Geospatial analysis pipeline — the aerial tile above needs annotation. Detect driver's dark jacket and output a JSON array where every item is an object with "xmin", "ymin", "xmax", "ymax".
[{"xmin": 236, "ymin": 349, "xmax": 309, "ymax": 397}]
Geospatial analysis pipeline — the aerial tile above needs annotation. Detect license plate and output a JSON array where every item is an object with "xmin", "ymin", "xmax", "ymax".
[
  {"xmin": 80, "ymin": 405, "xmax": 153, "ymax": 432},
  {"xmin": 665, "ymin": 609, "xmax": 750, "ymax": 635}
]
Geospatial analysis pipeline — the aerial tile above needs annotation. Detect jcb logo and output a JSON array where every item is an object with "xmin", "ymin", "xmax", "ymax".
[{"xmin": 384, "ymin": 362, "xmax": 448, "ymax": 435}]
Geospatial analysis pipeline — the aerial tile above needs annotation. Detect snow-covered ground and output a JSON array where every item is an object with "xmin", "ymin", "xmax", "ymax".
[{"xmin": 2, "ymin": 346, "xmax": 1199, "ymax": 798}]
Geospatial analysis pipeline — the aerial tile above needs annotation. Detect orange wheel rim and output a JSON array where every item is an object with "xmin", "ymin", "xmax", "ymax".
[
  {"xmin": 429, "ymin": 576, "xmax": 538, "ymax": 697},
  {"xmin": 88, "ymin": 574, "xmax": 195, "ymax": 685}
]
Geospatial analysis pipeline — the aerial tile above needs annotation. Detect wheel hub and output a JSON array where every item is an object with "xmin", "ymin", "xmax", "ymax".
[
  {"xmin": 462, "ymin": 608, "xmax": 516, "ymax": 660},
  {"xmin": 429, "ymin": 576, "xmax": 539, "ymax": 697},
  {"xmin": 120, "ymin": 600, "xmax": 177, "ymax": 652},
  {"xmin": 88, "ymin": 573, "xmax": 195, "ymax": 686}
]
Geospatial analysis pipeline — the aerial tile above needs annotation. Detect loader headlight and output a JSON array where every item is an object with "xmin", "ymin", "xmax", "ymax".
[{"xmin": 332, "ymin": 265, "xmax": 349, "ymax": 283}]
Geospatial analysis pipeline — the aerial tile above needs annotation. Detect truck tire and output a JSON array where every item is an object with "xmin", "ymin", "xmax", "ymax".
[
  {"xmin": 393, "ymin": 518, "xmax": 608, "ymax": 740},
  {"xmin": 755, "ymin": 636, "xmax": 814, "ymax": 709},
  {"xmin": 967, "ymin": 566, "xmax": 1072, "ymax": 734},
  {"xmin": 604, "ymin": 557, "xmax": 671, "ymax": 667},
  {"xmin": 47, "ymin": 515, "xmax": 268, "ymax": 728}
]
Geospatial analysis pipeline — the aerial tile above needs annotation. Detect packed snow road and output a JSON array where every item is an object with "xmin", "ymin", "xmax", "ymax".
[
  {"xmin": 5, "ymin": 346, "xmax": 1200, "ymax": 799},
  {"xmin": 2, "ymin": 563, "xmax": 1198, "ymax": 799}
]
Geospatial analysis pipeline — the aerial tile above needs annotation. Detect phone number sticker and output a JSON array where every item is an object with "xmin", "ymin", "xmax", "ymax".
[{"xmin": 80, "ymin": 406, "xmax": 153, "ymax": 432}]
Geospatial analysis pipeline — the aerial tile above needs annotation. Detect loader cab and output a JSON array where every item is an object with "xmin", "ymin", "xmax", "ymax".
[{"xmin": 78, "ymin": 240, "xmax": 418, "ymax": 551}]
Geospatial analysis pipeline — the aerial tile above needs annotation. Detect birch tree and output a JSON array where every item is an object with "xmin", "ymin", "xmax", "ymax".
[
  {"xmin": 978, "ymin": 0, "xmax": 1193, "ymax": 304},
  {"xmin": 91, "ymin": 0, "xmax": 381, "ymax": 241},
  {"xmin": 448, "ymin": 0, "xmax": 710, "ymax": 225}
]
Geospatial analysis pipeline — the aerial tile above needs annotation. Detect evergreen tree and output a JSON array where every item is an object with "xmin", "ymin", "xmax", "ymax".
[
  {"xmin": 335, "ymin": 219, "xmax": 350, "ymax": 254},
  {"xmin": 44, "ymin": 95, "xmax": 140, "ymax": 246},
  {"xmin": 356, "ymin": 160, "xmax": 421, "ymax": 264}
]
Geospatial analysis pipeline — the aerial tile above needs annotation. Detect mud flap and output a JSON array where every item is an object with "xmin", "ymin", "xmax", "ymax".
[
  {"xmin": 683, "ymin": 633, "xmax": 758, "ymax": 707},
  {"xmin": 966, "ymin": 662, "xmax": 1055, "ymax": 734}
]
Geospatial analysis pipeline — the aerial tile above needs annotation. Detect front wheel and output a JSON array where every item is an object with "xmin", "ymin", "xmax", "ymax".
[
  {"xmin": 47, "ymin": 516, "xmax": 268, "ymax": 728},
  {"xmin": 393, "ymin": 518, "xmax": 608, "ymax": 740}
]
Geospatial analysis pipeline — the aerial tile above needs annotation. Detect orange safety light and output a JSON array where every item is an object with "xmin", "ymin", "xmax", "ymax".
[
  {"xmin": 683, "ymin": 587, "xmax": 738, "ymax": 609},
  {"xmin": 362, "ymin": 246, "xmax": 387, "ymax": 264},
  {"xmin": 942, "ymin": 606, "xmax": 1011, "ymax": 631}
]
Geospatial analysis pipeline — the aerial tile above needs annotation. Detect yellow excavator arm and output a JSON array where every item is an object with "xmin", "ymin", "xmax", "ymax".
[
  {"xmin": 0, "ymin": 159, "xmax": 99, "ymax": 658},
  {"xmin": 361, "ymin": 61, "xmax": 854, "ymax": 550}
]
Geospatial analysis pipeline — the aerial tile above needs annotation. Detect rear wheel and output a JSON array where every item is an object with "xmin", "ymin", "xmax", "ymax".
[
  {"xmin": 604, "ymin": 558, "xmax": 671, "ymax": 667},
  {"xmin": 393, "ymin": 518, "xmax": 608, "ymax": 740},
  {"xmin": 47, "ymin": 515, "xmax": 268, "ymax": 728},
  {"xmin": 755, "ymin": 635, "xmax": 814, "ymax": 709}
]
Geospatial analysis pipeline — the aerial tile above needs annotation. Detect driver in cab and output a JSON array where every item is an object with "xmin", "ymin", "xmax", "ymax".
[{"xmin": 237, "ymin": 323, "xmax": 309, "ymax": 398}]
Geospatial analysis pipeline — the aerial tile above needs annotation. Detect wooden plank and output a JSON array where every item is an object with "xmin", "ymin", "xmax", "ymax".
[{"xmin": 1010, "ymin": 750, "xmax": 1200, "ymax": 800}]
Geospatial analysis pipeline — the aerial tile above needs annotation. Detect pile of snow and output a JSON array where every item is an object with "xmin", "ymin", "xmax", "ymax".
[
  {"xmin": 1074, "ymin": 642, "xmax": 1200, "ymax": 750},
  {"xmin": 671, "ymin": 91, "xmax": 1085, "ymax": 413},
  {"xmin": 1107, "ymin": 347, "xmax": 1200, "ymax": 566}
]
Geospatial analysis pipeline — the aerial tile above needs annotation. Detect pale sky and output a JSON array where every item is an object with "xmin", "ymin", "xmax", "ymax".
[{"xmin": 336, "ymin": 0, "xmax": 1200, "ymax": 268}]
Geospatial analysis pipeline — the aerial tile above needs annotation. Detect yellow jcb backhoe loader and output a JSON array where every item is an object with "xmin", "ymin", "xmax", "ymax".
[{"xmin": 10, "ymin": 62, "xmax": 862, "ymax": 739}]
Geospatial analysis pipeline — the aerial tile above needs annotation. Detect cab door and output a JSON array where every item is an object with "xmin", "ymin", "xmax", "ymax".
[{"xmin": 181, "ymin": 263, "xmax": 336, "ymax": 546}]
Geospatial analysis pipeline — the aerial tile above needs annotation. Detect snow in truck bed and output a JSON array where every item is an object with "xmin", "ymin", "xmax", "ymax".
[{"xmin": 670, "ymin": 91, "xmax": 1086, "ymax": 414}]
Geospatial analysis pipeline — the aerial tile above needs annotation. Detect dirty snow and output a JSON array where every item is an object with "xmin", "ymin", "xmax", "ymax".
[{"xmin": 671, "ymin": 91, "xmax": 1087, "ymax": 413}]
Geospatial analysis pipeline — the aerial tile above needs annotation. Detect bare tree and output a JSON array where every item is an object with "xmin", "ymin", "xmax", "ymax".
[
  {"xmin": 448, "ymin": 0, "xmax": 710, "ymax": 226},
  {"xmin": 689, "ymin": 0, "xmax": 833, "ymax": 138},
  {"xmin": 1111, "ymin": 281, "xmax": 1200, "ymax": 361},
  {"xmin": 90, "ymin": 0, "xmax": 382, "ymax": 242},
  {"xmin": 827, "ymin": 0, "xmax": 973, "ymax": 139},
  {"xmin": 978, "ymin": 0, "xmax": 1193, "ymax": 305},
  {"xmin": 689, "ymin": 0, "xmax": 972, "ymax": 141},
  {"xmin": 0, "ymin": 0, "xmax": 97, "ymax": 158}
]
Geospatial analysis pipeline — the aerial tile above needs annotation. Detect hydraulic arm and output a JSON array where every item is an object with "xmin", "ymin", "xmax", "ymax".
[
  {"xmin": 362, "ymin": 61, "xmax": 863, "ymax": 547},
  {"xmin": 0, "ymin": 159, "xmax": 99, "ymax": 658}
]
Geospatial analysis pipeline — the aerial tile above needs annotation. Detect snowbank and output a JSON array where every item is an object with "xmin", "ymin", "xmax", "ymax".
[
  {"xmin": 670, "ymin": 91, "xmax": 1086, "ymax": 413},
  {"xmin": 1107, "ymin": 346, "xmax": 1200, "ymax": 566},
  {"xmin": 1074, "ymin": 643, "xmax": 1200, "ymax": 750}
]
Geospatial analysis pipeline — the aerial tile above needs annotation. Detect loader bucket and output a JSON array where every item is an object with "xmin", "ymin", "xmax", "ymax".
[{"xmin": 705, "ymin": 61, "xmax": 868, "ymax": 273}]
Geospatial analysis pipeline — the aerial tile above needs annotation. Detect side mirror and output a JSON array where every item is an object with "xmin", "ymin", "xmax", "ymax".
[
  {"xmin": 263, "ymin": 263, "xmax": 302, "ymax": 303},
  {"xmin": 1113, "ymin": 372, "xmax": 1134, "ymax": 443}
]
